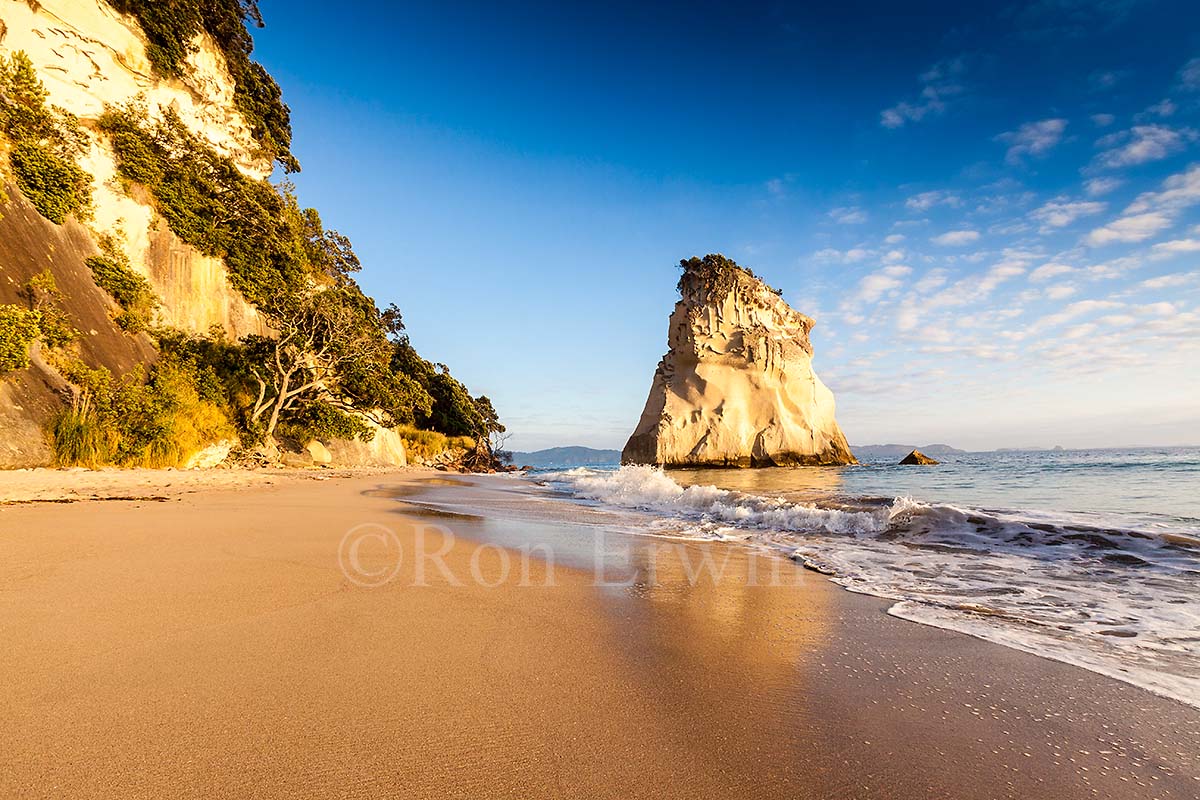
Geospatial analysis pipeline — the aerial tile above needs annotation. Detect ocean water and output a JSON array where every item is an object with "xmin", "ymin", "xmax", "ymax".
[{"xmin": 533, "ymin": 447, "xmax": 1200, "ymax": 708}]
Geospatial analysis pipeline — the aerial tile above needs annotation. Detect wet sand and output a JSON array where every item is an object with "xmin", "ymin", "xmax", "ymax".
[{"xmin": 0, "ymin": 471, "xmax": 1197, "ymax": 798}]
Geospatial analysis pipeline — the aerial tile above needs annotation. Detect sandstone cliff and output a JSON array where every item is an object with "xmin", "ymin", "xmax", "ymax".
[
  {"xmin": 0, "ymin": 0, "xmax": 269, "ymax": 339},
  {"xmin": 623, "ymin": 255, "xmax": 855, "ymax": 468},
  {"xmin": 0, "ymin": 1, "xmax": 420, "ymax": 468},
  {"xmin": 0, "ymin": 0, "xmax": 271, "ymax": 466}
]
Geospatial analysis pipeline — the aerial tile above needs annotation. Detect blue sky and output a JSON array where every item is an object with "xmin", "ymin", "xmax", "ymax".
[{"xmin": 251, "ymin": 0, "xmax": 1200, "ymax": 451}]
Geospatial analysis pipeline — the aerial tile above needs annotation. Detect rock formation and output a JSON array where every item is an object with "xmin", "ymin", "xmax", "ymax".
[
  {"xmin": 899, "ymin": 449, "xmax": 939, "ymax": 465},
  {"xmin": 0, "ymin": 1, "xmax": 412, "ymax": 468},
  {"xmin": 623, "ymin": 255, "xmax": 855, "ymax": 468}
]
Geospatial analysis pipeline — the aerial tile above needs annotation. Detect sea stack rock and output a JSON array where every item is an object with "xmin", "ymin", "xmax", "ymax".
[
  {"xmin": 622, "ymin": 255, "xmax": 855, "ymax": 468},
  {"xmin": 899, "ymin": 449, "xmax": 939, "ymax": 465}
]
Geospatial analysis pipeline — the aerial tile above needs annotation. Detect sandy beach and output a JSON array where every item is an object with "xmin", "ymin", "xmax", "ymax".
[{"xmin": 1, "ymin": 470, "xmax": 1197, "ymax": 799}]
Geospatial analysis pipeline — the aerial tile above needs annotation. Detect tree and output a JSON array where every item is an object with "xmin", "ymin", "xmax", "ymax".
[{"xmin": 248, "ymin": 287, "xmax": 389, "ymax": 441}]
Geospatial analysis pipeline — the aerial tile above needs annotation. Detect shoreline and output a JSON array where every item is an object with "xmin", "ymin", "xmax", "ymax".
[{"xmin": 1, "ymin": 470, "xmax": 1197, "ymax": 797}]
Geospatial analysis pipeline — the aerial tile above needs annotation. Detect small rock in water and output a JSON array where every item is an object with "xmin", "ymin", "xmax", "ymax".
[{"xmin": 899, "ymin": 449, "xmax": 939, "ymax": 465}]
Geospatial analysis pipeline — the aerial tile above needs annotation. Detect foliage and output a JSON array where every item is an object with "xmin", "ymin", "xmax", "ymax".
[
  {"xmin": 86, "ymin": 242, "xmax": 157, "ymax": 332},
  {"xmin": 390, "ymin": 339, "xmax": 503, "ymax": 439},
  {"xmin": 0, "ymin": 304, "xmax": 41, "ymax": 372},
  {"xmin": 106, "ymin": 0, "xmax": 297, "ymax": 171},
  {"xmin": 155, "ymin": 327, "xmax": 262, "ymax": 436},
  {"xmin": 395, "ymin": 424, "xmax": 475, "ymax": 461},
  {"xmin": 677, "ymin": 253, "xmax": 781, "ymax": 299},
  {"xmin": 99, "ymin": 106, "xmax": 305, "ymax": 307},
  {"xmin": 51, "ymin": 396, "xmax": 115, "ymax": 469},
  {"xmin": 0, "ymin": 271, "xmax": 78, "ymax": 372},
  {"xmin": 8, "ymin": 142, "xmax": 91, "ymax": 224},
  {"xmin": 0, "ymin": 52, "xmax": 92, "ymax": 223},
  {"xmin": 92, "ymin": 99, "xmax": 501, "ymax": 459},
  {"xmin": 51, "ymin": 356, "xmax": 235, "ymax": 468},
  {"xmin": 277, "ymin": 401, "xmax": 373, "ymax": 444},
  {"xmin": 20, "ymin": 271, "xmax": 76, "ymax": 348}
]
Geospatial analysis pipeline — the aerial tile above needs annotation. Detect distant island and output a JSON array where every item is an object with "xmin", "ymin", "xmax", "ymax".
[
  {"xmin": 511, "ymin": 446, "xmax": 622, "ymax": 467},
  {"xmin": 851, "ymin": 443, "xmax": 969, "ymax": 459}
]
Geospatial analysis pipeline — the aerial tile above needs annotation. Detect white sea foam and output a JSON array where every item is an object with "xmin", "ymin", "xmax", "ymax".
[
  {"xmin": 543, "ymin": 465, "xmax": 1200, "ymax": 708},
  {"xmin": 552, "ymin": 465, "xmax": 888, "ymax": 534}
]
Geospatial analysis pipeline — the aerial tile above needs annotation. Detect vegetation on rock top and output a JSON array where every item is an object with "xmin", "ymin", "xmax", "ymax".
[{"xmin": 677, "ymin": 254, "xmax": 783, "ymax": 303}]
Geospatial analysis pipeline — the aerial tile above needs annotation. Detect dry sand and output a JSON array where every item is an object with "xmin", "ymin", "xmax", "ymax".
[{"xmin": 0, "ymin": 470, "xmax": 1197, "ymax": 798}]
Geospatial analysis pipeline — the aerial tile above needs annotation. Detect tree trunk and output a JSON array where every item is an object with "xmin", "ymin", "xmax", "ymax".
[{"xmin": 264, "ymin": 371, "xmax": 292, "ymax": 442}]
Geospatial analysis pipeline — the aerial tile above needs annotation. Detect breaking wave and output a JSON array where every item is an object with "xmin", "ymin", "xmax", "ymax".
[{"xmin": 541, "ymin": 465, "xmax": 1200, "ymax": 708}]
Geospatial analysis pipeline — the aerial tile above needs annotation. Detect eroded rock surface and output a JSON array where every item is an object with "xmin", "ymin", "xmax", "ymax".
[{"xmin": 623, "ymin": 255, "xmax": 855, "ymax": 468}]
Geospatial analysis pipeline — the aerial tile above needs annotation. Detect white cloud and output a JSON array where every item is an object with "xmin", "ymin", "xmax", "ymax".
[
  {"xmin": 997, "ymin": 118, "xmax": 1068, "ymax": 165},
  {"xmin": 1090, "ymin": 113, "xmax": 1116, "ymax": 127},
  {"xmin": 1064, "ymin": 322, "xmax": 1097, "ymax": 339},
  {"xmin": 1089, "ymin": 70, "xmax": 1128, "ymax": 92},
  {"xmin": 982, "ymin": 261, "xmax": 1028, "ymax": 288},
  {"xmin": 854, "ymin": 265, "xmax": 913, "ymax": 304},
  {"xmin": 913, "ymin": 268, "xmax": 948, "ymax": 294},
  {"xmin": 1137, "ymin": 301, "xmax": 1178, "ymax": 316},
  {"xmin": 1125, "ymin": 163, "xmax": 1200, "ymax": 215},
  {"xmin": 1032, "ymin": 299, "xmax": 1124, "ymax": 332},
  {"xmin": 884, "ymin": 233, "xmax": 906, "ymax": 244},
  {"xmin": 905, "ymin": 190, "xmax": 961, "ymax": 212},
  {"xmin": 830, "ymin": 206, "xmax": 868, "ymax": 224},
  {"xmin": 931, "ymin": 229, "xmax": 981, "ymax": 246},
  {"xmin": 1087, "ymin": 164, "xmax": 1200, "ymax": 246},
  {"xmin": 1029, "ymin": 262, "xmax": 1076, "ymax": 282},
  {"xmin": 814, "ymin": 247, "xmax": 874, "ymax": 263},
  {"xmin": 1094, "ymin": 125, "xmax": 1196, "ymax": 168},
  {"xmin": 1141, "ymin": 273, "xmax": 1198, "ymax": 289},
  {"xmin": 923, "ymin": 261, "xmax": 1027, "ymax": 312},
  {"xmin": 880, "ymin": 58, "xmax": 966, "ymax": 129},
  {"xmin": 1151, "ymin": 239, "xmax": 1200, "ymax": 254},
  {"xmin": 1029, "ymin": 199, "xmax": 1107, "ymax": 232},
  {"xmin": 1085, "ymin": 211, "xmax": 1172, "ymax": 245},
  {"xmin": 1084, "ymin": 176, "xmax": 1123, "ymax": 196},
  {"xmin": 1140, "ymin": 99, "xmax": 1177, "ymax": 119},
  {"xmin": 1045, "ymin": 284, "xmax": 1078, "ymax": 300},
  {"xmin": 883, "ymin": 249, "xmax": 905, "ymax": 262},
  {"xmin": 1095, "ymin": 314, "xmax": 1137, "ymax": 327},
  {"xmin": 895, "ymin": 303, "xmax": 920, "ymax": 332},
  {"xmin": 1180, "ymin": 57, "xmax": 1200, "ymax": 91}
]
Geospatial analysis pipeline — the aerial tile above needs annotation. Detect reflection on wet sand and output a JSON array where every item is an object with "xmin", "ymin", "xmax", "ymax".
[{"xmin": 423, "ymin": 487, "xmax": 835, "ymax": 793}]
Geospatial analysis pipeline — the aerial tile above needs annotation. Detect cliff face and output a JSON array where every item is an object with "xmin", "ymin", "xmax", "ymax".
[
  {"xmin": 623, "ymin": 256, "xmax": 855, "ymax": 468},
  {"xmin": 0, "ymin": 0, "xmax": 268, "ymax": 340},
  {"xmin": 0, "ymin": 0, "xmax": 275, "ymax": 466}
]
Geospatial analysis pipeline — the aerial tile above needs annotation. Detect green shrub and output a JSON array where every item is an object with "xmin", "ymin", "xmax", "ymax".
[
  {"xmin": 21, "ymin": 270, "xmax": 76, "ymax": 347},
  {"xmin": 1, "ymin": 52, "xmax": 92, "ymax": 224},
  {"xmin": 50, "ymin": 400, "xmax": 115, "ymax": 469},
  {"xmin": 98, "ymin": 107, "xmax": 302, "ymax": 307},
  {"xmin": 0, "ymin": 304, "xmax": 42, "ymax": 372},
  {"xmin": 106, "ymin": 0, "xmax": 297, "ymax": 171},
  {"xmin": 51, "ymin": 358, "xmax": 236, "ymax": 468},
  {"xmin": 86, "ymin": 247, "xmax": 156, "ymax": 332},
  {"xmin": 9, "ymin": 141, "xmax": 91, "ymax": 224},
  {"xmin": 86, "ymin": 253, "xmax": 152, "ymax": 310},
  {"xmin": 396, "ymin": 424, "xmax": 474, "ymax": 460},
  {"xmin": 278, "ymin": 401, "xmax": 374, "ymax": 444}
]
